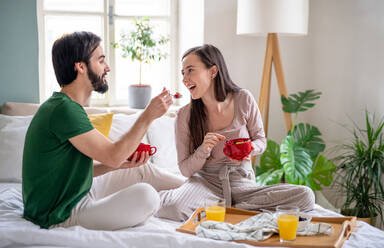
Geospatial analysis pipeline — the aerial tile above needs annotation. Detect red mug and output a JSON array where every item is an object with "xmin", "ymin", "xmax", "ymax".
[
  {"xmin": 128, "ymin": 143, "xmax": 157, "ymax": 161},
  {"xmin": 223, "ymin": 138, "xmax": 253, "ymax": 160}
]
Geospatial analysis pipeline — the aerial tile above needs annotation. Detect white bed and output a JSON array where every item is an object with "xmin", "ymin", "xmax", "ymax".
[
  {"xmin": 1, "ymin": 183, "xmax": 384, "ymax": 248},
  {"xmin": 1, "ymin": 102, "xmax": 384, "ymax": 247}
]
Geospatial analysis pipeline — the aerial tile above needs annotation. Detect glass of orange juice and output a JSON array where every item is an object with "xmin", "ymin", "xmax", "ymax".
[
  {"xmin": 276, "ymin": 205, "xmax": 299, "ymax": 242},
  {"xmin": 205, "ymin": 199, "xmax": 226, "ymax": 222}
]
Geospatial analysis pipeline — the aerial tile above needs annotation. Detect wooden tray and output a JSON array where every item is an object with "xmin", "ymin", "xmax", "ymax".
[{"xmin": 176, "ymin": 207, "xmax": 356, "ymax": 248}]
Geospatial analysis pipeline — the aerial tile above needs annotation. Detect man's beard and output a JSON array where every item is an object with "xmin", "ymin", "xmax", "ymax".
[{"xmin": 87, "ymin": 66, "xmax": 109, "ymax": 93}]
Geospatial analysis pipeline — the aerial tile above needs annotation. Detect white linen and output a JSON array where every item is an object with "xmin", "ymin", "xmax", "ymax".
[
  {"xmin": 0, "ymin": 183, "xmax": 383, "ymax": 248},
  {"xmin": 0, "ymin": 115, "xmax": 33, "ymax": 183},
  {"xmin": 108, "ymin": 113, "xmax": 149, "ymax": 144},
  {"xmin": 147, "ymin": 116, "xmax": 180, "ymax": 174},
  {"xmin": 107, "ymin": 113, "xmax": 182, "ymax": 175},
  {"xmin": 196, "ymin": 213, "xmax": 333, "ymax": 241}
]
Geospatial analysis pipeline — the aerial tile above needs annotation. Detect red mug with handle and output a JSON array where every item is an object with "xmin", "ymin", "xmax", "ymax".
[
  {"xmin": 128, "ymin": 143, "xmax": 157, "ymax": 161},
  {"xmin": 223, "ymin": 138, "xmax": 253, "ymax": 161}
]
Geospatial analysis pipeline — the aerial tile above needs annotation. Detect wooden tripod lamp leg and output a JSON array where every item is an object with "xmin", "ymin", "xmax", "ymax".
[
  {"xmin": 258, "ymin": 34, "xmax": 273, "ymax": 137},
  {"xmin": 258, "ymin": 33, "xmax": 292, "ymax": 137},
  {"xmin": 271, "ymin": 34, "xmax": 292, "ymax": 132}
]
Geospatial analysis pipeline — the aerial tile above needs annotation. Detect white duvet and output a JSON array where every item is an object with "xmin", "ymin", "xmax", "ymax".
[{"xmin": 1, "ymin": 183, "xmax": 383, "ymax": 248}]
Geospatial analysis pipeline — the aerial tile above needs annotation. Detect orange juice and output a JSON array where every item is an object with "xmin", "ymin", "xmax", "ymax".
[
  {"xmin": 205, "ymin": 206, "xmax": 226, "ymax": 222},
  {"xmin": 277, "ymin": 214, "xmax": 298, "ymax": 241}
]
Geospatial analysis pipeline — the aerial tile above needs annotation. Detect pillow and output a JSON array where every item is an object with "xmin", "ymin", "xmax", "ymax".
[
  {"xmin": 146, "ymin": 115, "xmax": 180, "ymax": 174},
  {"xmin": 0, "ymin": 114, "xmax": 33, "ymax": 182},
  {"xmin": 88, "ymin": 112, "xmax": 114, "ymax": 137},
  {"xmin": 109, "ymin": 113, "xmax": 149, "ymax": 144}
]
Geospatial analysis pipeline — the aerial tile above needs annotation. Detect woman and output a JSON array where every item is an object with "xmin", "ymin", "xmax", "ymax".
[{"xmin": 156, "ymin": 44, "xmax": 315, "ymax": 221}]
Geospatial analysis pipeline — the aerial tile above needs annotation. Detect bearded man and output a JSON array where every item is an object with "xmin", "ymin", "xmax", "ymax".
[{"xmin": 22, "ymin": 31, "xmax": 183, "ymax": 230}]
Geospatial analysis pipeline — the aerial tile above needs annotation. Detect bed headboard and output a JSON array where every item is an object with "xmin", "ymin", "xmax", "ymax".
[
  {"xmin": 1, "ymin": 101, "xmax": 122, "ymax": 116},
  {"xmin": 1, "ymin": 102, "xmax": 41, "ymax": 116}
]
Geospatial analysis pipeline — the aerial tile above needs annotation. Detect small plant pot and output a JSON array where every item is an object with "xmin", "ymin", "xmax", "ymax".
[{"xmin": 128, "ymin": 84, "xmax": 151, "ymax": 109}]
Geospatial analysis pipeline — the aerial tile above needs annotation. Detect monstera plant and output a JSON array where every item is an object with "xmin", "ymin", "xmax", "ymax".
[{"xmin": 255, "ymin": 90, "xmax": 337, "ymax": 191}]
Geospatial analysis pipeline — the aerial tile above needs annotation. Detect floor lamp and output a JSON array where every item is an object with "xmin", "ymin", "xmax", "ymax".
[{"xmin": 237, "ymin": 0, "xmax": 309, "ymax": 137}]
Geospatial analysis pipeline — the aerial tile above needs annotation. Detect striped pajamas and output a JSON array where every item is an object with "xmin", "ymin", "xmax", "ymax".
[{"xmin": 156, "ymin": 161, "xmax": 315, "ymax": 221}]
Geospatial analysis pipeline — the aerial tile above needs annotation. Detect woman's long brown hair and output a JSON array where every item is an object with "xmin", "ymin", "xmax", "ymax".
[{"xmin": 182, "ymin": 44, "xmax": 240, "ymax": 153}]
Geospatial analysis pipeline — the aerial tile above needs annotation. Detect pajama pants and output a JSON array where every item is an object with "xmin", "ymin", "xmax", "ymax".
[
  {"xmin": 156, "ymin": 161, "xmax": 315, "ymax": 221},
  {"xmin": 51, "ymin": 162, "xmax": 185, "ymax": 230}
]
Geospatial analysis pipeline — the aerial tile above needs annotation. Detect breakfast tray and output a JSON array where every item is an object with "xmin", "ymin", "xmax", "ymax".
[{"xmin": 176, "ymin": 207, "xmax": 356, "ymax": 248}]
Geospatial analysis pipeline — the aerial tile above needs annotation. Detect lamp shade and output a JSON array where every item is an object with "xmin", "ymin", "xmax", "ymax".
[{"xmin": 237, "ymin": 0, "xmax": 309, "ymax": 36}]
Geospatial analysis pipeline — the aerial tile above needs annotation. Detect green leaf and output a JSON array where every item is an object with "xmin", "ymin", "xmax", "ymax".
[
  {"xmin": 281, "ymin": 90, "xmax": 321, "ymax": 114},
  {"xmin": 255, "ymin": 169, "xmax": 284, "ymax": 186},
  {"xmin": 110, "ymin": 42, "xmax": 118, "ymax": 48},
  {"xmin": 280, "ymin": 136, "xmax": 313, "ymax": 185},
  {"xmin": 291, "ymin": 123, "xmax": 325, "ymax": 159},
  {"xmin": 305, "ymin": 177, "xmax": 323, "ymax": 191},
  {"xmin": 309, "ymin": 155, "xmax": 337, "ymax": 190},
  {"xmin": 253, "ymin": 165, "xmax": 264, "ymax": 176},
  {"xmin": 260, "ymin": 140, "xmax": 282, "ymax": 172}
]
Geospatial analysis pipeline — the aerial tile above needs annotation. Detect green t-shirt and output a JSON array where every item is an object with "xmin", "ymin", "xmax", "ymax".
[{"xmin": 22, "ymin": 92, "xmax": 94, "ymax": 228}]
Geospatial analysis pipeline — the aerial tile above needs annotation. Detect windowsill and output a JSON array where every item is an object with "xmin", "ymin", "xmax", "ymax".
[{"xmin": 89, "ymin": 103, "xmax": 183, "ymax": 109}]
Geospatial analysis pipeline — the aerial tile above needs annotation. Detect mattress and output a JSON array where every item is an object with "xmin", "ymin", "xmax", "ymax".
[{"xmin": 1, "ymin": 183, "xmax": 383, "ymax": 248}]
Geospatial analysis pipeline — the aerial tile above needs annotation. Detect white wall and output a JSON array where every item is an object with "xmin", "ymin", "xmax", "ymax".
[
  {"xmin": 204, "ymin": 0, "xmax": 384, "ymax": 151},
  {"xmin": 178, "ymin": 0, "xmax": 204, "ymax": 105}
]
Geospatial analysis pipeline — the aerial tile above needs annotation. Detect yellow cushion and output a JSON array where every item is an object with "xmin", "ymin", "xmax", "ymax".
[{"xmin": 88, "ymin": 112, "xmax": 114, "ymax": 137}]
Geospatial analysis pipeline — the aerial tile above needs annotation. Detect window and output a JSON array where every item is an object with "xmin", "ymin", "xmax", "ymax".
[{"xmin": 37, "ymin": 0, "xmax": 178, "ymax": 106}]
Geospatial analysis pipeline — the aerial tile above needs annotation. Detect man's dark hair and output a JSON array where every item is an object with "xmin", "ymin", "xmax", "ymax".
[
  {"xmin": 52, "ymin": 31, "xmax": 101, "ymax": 87},
  {"xmin": 182, "ymin": 44, "xmax": 241, "ymax": 152}
]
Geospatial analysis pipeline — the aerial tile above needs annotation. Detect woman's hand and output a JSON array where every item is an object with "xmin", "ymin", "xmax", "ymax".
[
  {"xmin": 119, "ymin": 151, "xmax": 150, "ymax": 169},
  {"xmin": 202, "ymin": 132, "xmax": 226, "ymax": 153},
  {"xmin": 228, "ymin": 154, "xmax": 251, "ymax": 163}
]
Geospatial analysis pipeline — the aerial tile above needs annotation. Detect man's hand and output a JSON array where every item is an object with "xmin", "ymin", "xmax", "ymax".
[
  {"xmin": 202, "ymin": 132, "xmax": 226, "ymax": 153},
  {"xmin": 119, "ymin": 151, "xmax": 150, "ymax": 169},
  {"xmin": 143, "ymin": 88, "xmax": 173, "ymax": 121},
  {"xmin": 70, "ymin": 89, "xmax": 171, "ymax": 169}
]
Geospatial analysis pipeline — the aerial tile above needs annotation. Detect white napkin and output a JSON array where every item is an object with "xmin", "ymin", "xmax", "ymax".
[{"xmin": 196, "ymin": 213, "xmax": 333, "ymax": 242}]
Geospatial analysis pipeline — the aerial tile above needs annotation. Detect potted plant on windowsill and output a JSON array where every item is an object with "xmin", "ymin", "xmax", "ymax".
[
  {"xmin": 334, "ymin": 111, "xmax": 384, "ymax": 226},
  {"xmin": 112, "ymin": 16, "xmax": 169, "ymax": 109},
  {"xmin": 254, "ymin": 90, "xmax": 337, "ymax": 192}
]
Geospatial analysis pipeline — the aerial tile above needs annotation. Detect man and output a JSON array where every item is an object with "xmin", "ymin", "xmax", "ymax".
[{"xmin": 22, "ymin": 31, "xmax": 183, "ymax": 230}]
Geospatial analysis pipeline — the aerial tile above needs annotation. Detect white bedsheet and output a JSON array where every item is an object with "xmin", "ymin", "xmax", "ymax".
[{"xmin": 0, "ymin": 183, "xmax": 383, "ymax": 248}]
